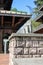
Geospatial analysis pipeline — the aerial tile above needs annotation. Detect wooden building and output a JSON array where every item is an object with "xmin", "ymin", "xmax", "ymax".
[
  {"xmin": 33, "ymin": 5, "xmax": 43, "ymax": 33},
  {"xmin": 0, "ymin": 0, "xmax": 31, "ymax": 53}
]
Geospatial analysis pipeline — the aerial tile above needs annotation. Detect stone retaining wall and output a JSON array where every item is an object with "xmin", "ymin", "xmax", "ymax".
[{"xmin": 9, "ymin": 33, "xmax": 43, "ymax": 65}]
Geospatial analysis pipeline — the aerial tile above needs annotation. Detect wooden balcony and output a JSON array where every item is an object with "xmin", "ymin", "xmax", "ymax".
[{"xmin": 0, "ymin": 10, "xmax": 31, "ymax": 32}]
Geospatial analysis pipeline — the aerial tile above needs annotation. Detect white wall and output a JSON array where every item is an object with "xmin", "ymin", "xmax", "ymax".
[{"xmin": 17, "ymin": 19, "xmax": 31, "ymax": 33}]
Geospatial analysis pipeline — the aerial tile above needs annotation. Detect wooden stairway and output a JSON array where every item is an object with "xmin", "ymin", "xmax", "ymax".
[{"xmin": 0, "ymin": 54, "xmax": 9, "ymax": 65}]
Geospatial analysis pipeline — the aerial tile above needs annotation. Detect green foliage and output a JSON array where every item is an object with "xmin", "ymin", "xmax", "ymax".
[
  {"xmin": 33, "ymin": 8, "xmax": 39, "ymax": 14},
  {"xmin": 32, "ymin": 20, "xmax": 41, "ymax": 30},
  {"xmin": 34, "ymin": 0, "xmax": 43, "ymax": 14},
  {"xmin": 34, "ymin": 0, "xmax": 43, "ymax": 6},
  {"xmin": 11, "ymin": 8, "xmax": 27, "ymax": 14},
  {"xmin": 11, "ymin": 8, "xmax": 18, "ymax": 12},
  {"xmin": 32, "ymin": 0, "xmax": 43, "ymax": 30}
]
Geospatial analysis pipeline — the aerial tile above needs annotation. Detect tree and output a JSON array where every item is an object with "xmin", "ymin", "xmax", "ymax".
[
  {"xmin": 34, "ymin": 0, "xmax": 43, "ymax": 14},
  {"xmin": 32, "ymin": 20, "xmax": 41, "ymax": 30},
  {"xmin": 32, "ymin": 0, "xmax": 43, "ymax": 30},
  {"xmin": 34, "ymin": 0, "xmax": 43, "ymax": 6},
  {"xmin": 11, "ymin": 8, "xmax": 27, "ymax": 14},
  {"xmin": 11, "ymin": 8, "xmax": 18, "ymax": 12}
]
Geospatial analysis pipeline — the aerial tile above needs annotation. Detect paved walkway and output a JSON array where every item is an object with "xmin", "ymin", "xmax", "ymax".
[{"xmin": 0, "ymin": 54, "xmax": 9, "ymax": 65}]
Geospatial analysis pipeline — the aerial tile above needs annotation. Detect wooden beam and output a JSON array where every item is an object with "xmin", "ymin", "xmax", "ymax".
[
  {"xmin": 12, "ymin": 16, "xmax": 15, "ymax": 27},
  {"xmin": 15, "ymin": 17, "xmax": 25, "ymax": 27},
  {"xmin": 1, "ymin": 16, "xmax": 4, "ymax": 27},
  {"xmin": 0, "ymin": 0, "xmax": 3, "ymax": 4}
]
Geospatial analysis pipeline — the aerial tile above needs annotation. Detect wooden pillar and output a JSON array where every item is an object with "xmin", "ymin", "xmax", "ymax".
[
  {"xmin": 12, "ymin": 16, "xmax": 15, "ymax": 27},
  {"xmin": 0, "ymin": 30, "xmax": 3, "ymax": 53},
  {"xmin": 1, "ymin": 16, "xmax": 4, "ymax": 27},
  {"xmin": 0, "ymin": 16, "xmax": 4, "ymax": 53}
]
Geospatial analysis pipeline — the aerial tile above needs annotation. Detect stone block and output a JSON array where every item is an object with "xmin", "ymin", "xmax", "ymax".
[
  {"xmin": 17, "ymin": 55, "xmax": 24, "ymax": 58},
  {"xmin": 14, "ymin": 55, "xmax": 17, "ymax": 58},
  {"xmin": 14, "ymin": 48, "xmax": 23, "ymax": 55},
  {"xmin": 9, "ymin": 41, "xmax": 17, "ymax": 48},
  {"xmin": 23, "ymin": 37, "xmax": 31, "ymax": 41},
  {"xmin": 23, "ymin": 55, "xmax": 29, "ymax": 58},
  {"xmin": 39, "ymin": 41, "xmax": 43, "ymax": 47},
  {"xmin": 24, "ymin": 48, "xmax": 29, "ymax": 54},
  {"xmin": 13, "ymin": 40, "xmax": 17, "ymax": 47},
  {"xmin": 24, "ymin": 55, "xmax": 33, "ymax": 58},
  {"xmin": 15, "ymin": 37, "xmax": 22, "ymax": 40},
  {"xmin": 26, "ymin": 41, "xmax": 32, "ymax": 47},
  {"xmin": 10, "ymin": 38, "xmax": 16, "ymax": 42},
  {"xmin": 32, "ymin": 41, "xmax": 38, "ymax": 47},
  {"xmin": 41, "ymin": 55, "xmax": 43, "ymax": 58},
  {"xmin": 31, "ymin": 37, "xmax": 37, "ymax": 40},
  {"xmin": 17, "ymin": 55, "xmax": 33, "ymax": 58},
  {"xmin": 17, "ymin": 40, "xmax": 25, "ymax": 47},
  {"xmin": 9, "ymin": 41, "xmax": 13, "ymax": 48},
  {"xmin": 31, "ymin": 37, "xmax": 42, "ymax": 40},
  {"xmin": 37, "ymin": 48, "xmax": 43, "ymax": 54},
  {"xmin": 29, "ymin": 48, "xmax": 36, "ymax": 55},
  {"xmin": 9, "ymin": 47, "xmax": 14, "ymax": 54},
  {"xmin": 33, "ymin": 55, "xmax": 41, "ymax": 58}
]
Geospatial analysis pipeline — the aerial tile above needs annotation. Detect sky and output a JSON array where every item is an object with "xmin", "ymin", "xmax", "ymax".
[{"xmin": 11, "ymin": 0, "xmax": 36, "ymax": 14}]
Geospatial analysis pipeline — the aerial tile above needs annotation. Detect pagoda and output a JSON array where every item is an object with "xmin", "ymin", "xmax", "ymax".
[
  {"xmin": 0, "ymin": 0, "xmax": 31, "ymax": 53},
  {"xmin": 33, "ymin": 5, "xmax": 43, "ymax": 33}
]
